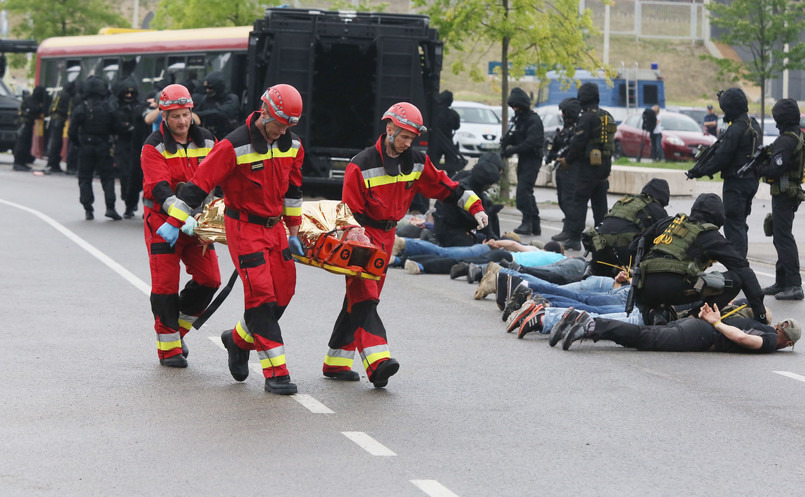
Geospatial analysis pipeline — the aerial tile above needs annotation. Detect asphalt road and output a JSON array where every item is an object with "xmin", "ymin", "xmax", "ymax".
[{"xmin": 2, "ymin": 157, "xmax": 804, "ymax": 497}]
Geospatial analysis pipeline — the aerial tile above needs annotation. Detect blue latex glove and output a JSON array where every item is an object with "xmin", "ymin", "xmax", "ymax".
[
  {"xmin": 288, "ymin": 235, "xmax": 305, "ymax": 256},
  {"xmin": 181, "ymin": 216, "xmax": 198, "ymax": 236},
  {"xmin": 157, "ymin": 222, "xmax": 180, "ymax": 247}
]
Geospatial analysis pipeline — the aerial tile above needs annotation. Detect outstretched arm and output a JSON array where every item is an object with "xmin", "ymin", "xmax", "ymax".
[{"xmin": 699, "ymin": 303, "xmax": 763, "ymax": 350}]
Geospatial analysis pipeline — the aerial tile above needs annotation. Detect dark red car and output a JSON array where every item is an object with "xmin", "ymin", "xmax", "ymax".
[{"xmin": 614, "ymin": 111, "xmax": 717, "ymax": 161}]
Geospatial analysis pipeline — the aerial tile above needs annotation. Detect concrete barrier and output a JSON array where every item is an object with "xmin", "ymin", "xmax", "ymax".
[{"xmin": 535, "ymin": 164, "xmax": 694, "ymax": 196}]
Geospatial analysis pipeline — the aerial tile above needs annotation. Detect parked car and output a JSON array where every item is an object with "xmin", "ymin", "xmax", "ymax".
[
  {"xmin": 536, "ymin": 105, "xmax": 562, "ymax": 154},
  {"xmin": 614, "ymin": 110, "xmax": 716, "ymax": 161},
  {"xmin": 761, "ymin": 119, "xmax": 780, "ymax": 147},
  {"xmin": 451, "ymin": 100, "xmax": 502, "ymax": 157},
  {"xmin": 667, "ymin": 105, "xmax": 708, "ymax": 128}
]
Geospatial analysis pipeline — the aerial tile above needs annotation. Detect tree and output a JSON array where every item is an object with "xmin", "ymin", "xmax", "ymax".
[
  {"xmin": 705, "ymin": 0, "xmax": 805, "ymax": 126},
  {"xmin": 412, "ymin": 0, "xmax": 607, "ymax": 198},
  {"xmin": 4, "ymin": 0, "xmax": 126, "ymax": 40},
  {"xmin": 151, "ymin": 0, "xmax": 271, "ymax": 29}
]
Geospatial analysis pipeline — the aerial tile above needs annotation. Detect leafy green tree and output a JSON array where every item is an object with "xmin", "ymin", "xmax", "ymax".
[
  {"xmin": 4, "ymin": 0, "xmax": 126, "ymax": 39},
  {"xmin": 413, "ymin": 0, "xmax": 606, "ymax": 197},
  {"xmin": 152, "ymin": 0, "xmax": 271, "ymax": 29},
  {"xmin": 705, "ymin": 0, "xmax": 805, "ymax": 125}
]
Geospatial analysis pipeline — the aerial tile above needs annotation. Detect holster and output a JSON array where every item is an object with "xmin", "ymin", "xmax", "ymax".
[{"xmin": 692, "ymin": 272, "xmax": 726, "ymax": 298}]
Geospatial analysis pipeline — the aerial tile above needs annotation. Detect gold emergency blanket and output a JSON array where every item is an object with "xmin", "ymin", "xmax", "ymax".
[
  {"xmin": 295, "ymin": 200, "xmax": 360, "ymax": 248},
  {"xmin": 195, "ymin": 198, "xmax": 228, "ymax": 245}
]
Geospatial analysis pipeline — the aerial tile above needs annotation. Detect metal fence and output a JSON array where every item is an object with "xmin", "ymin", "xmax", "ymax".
[{"xmin": 581, "ymin": 0, "xmax": 708, "ymax": 41}]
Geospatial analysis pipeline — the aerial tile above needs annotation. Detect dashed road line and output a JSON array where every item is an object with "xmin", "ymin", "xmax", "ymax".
[
  {"xmin": 773, "ymin": 371, "xmax": 805, "ymax": 383},
  {"xmin": 342, "ymin": 431, "xmax": 397, "ymax": 456},
  {"xmin": 410, "ymin": 480, "xmax": 461, "ymax": 497},
  {"xmin": 293, "ymin": 394, "xmax": 334, "ymax": 414}
]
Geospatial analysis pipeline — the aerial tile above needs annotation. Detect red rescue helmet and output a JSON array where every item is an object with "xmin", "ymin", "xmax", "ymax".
[
  {"xmin": 261, "ymin": 84, "xmax": 303, "ymax": 125},
  {"xmin": 159, "ymin": 84, "xmax": 194, "ymax": 111},
  {"xmin": 382, "ymin": 102, "xmax": 427, "ymax": 135}
]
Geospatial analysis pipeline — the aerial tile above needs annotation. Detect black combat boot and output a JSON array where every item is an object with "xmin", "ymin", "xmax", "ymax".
[
  {"xmin": 513, "ymin": 221, "xmax": 532, "ymax": 236},
  {"xmin": 762, "ymin": 283, "xmax": 783, "ymax": 295},
  {"xmin": 221, "ymin": 330, "xmax": 250, "ymax": 381},
  {"xmin": 265, "ymin": 375, "xmax": 298, "ymax": 395},
  {"xmin": 369, "ymin": 358, "xmax": 400, "ymax": 388},
  {"xmin": 776, "ymin": 286, "xmax": 804, "ymax": 301},
  {"xmin": 160, "ymin": 353, "xmax": 188, "ymax": 368},
  {"xmin": 531, "ymin": 217, "xmax": 541, "ymax": 236}
]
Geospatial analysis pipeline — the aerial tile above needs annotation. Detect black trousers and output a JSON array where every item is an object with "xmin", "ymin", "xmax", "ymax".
[
  {"xmin": 594, "ymin": 317, "xmax": 715, "ymax": 351},
  {"xmin": 555, "ymin": 166, "xmax": 575, "ymax": 220},
  {"xmin": 722, "ymin": 177, "xmax": 759, "ymax": 258},
  {"xmin": 46, "ymin": 118, "xmax": 66, "ymax": 170},
  {"xmin": 13, "ymin": 121, "xmax": 34, "ymax": 165},
  {"xmin": 77, "ymin": 141, "xmax": 116, "ymax": 211},
  {"xmin": 771, "ymin": 193, "xmax": 802, "ymax": 287},
  {"xmin": 564, "ymin": 170, "xmax": 609, "ymax": 239},
  {"xmin": 516, "ymin": 159, "xmax": 540, "ymax": 223},
  {"xmin": 638, "ymin": 271, "xmax": 742, "ymax": 310}
]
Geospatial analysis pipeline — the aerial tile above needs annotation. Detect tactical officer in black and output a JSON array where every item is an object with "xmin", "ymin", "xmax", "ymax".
[
  {"xmin": 109, "ymin": 76, "xmax": 142, "ymax": 218},
  {"xmin": 13, "ymin": 85, "xmax": 48, "ymax": 171},
  {"xmin": 755, "ymin": 98, "xmax": 805, "ymax": 301},
  {"xmin": 686, "ymin": 88, "xmax": 761, "ymax": 258},
  {"xmin": 193, "ymin": 71, "xmax": 239, "ymax": 140},
  {"xmin": 68, "ymin": 76, "xmax": 125, "ymax": 221},
  {"xmin": 433, "ymin": 152, "xmax": 502, "ymax": 246},
  {"xmin": 554, "ymin": 83, "xmax": 615, "ymax": 251},
  {"xmin": 427, "ymin": 89, "xmax": 464, "ymax": 175},
  {"xmin": 545, "ymin": 97, "xmax": 580, "ymax": 220},
  {"xmin": 582, "ymin": 178, "xmax": 669, "ymax": 277},
  {"xmin": 45, "ymin": 82, "xmax": 76, "ymax": 174},
  {"xmin": 501, "ymin": 87, "xmax": 543, "ymax": 236},
  {"xmin": 631, "ymin": 193, "xmax": 766, "ymax": 325}
]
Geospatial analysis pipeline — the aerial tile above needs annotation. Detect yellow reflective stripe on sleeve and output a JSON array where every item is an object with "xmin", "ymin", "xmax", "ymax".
[
  {"xmin": 167, "ymin": 203, "xmax": 190, "ymax": 221},
  {"xmin": 235, "ymin": 321, "xmax": 254, "ymax": 344},
  {"xmin": 363, "ymin": 170, "xmax": 422, "ymax": 188},
  {"xmin": 463, "ymin": 193, "xmax": 480, "ymax": 211},
  {"xmin": 283, "ymin": 206, "xmax": 302, "ymax": 217}
]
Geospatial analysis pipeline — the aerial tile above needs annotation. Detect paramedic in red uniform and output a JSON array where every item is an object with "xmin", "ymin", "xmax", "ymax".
[
  {"xmin": 156, "ymin": 84, "xmax": 305, "ymax": 395},
  {"xmin": 323, "ymin": 102, "xmax": 488, "ymax": 388},
  {"xmin": 140, "ymin": 84, "xmax": 221, "ymax": 368}
]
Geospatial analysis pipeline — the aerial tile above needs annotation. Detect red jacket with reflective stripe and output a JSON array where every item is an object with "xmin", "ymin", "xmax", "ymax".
[
  {"xmin": 183, "ymin": 112, "xmax": 304, "ymax": 227},
  {"xmin": 343, "ymin": 135, "xmax": 483, "ymax": 223},
  {"xmin": 141, "ymin": 122, "xmax": 216, "ymax": 209}
]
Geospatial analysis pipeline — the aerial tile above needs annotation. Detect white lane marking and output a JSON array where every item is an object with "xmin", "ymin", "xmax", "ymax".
[
  {"xmin": 210, "ymin": 336, "xmax": 224, "ymax": 349},
  {"xmin": 342, "ymin": 431, "xmax": 397, "ymax": 456},
  {"xmin": 1, "ymin": 198, "xmax": 151, "ymax": 295},
  {"xmin": 410, "ymin": 480, "xmax": 461, "ymax": 497},
  {"xmin": 753, "ymin": 269, "xmax": 774, "ymax": 278},
  {"xmin": 773, "ymin": 371, "xmax": 805, "ymax": 383},
  {"xmin": 293, "ymin": 394, "xmax": 334, "ymax": 414}
]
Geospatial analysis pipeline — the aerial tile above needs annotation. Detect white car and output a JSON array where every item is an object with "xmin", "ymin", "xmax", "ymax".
[{"xmin": 451, "ymin": 100, "xmax": 502, "ymax": 157}]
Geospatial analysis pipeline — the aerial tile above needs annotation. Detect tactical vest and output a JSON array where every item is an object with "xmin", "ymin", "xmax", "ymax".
[
  {"xmin": 590, "ymin": 108, "xmax": 617, "ymax": 157},
  {"xmin": 639, "ymin": 214, "xmax": 718, "ymax": 282},
  {"xmin": 766, "ymin": 130, "xmax": 805, "ymax": 199},
  {"xmin": 583, "ymin": 194, "xmax": 657, "ymax": 253},
  {"xmin": 79, "ymin": 98, "xmax": 112, "ymax": 142}
]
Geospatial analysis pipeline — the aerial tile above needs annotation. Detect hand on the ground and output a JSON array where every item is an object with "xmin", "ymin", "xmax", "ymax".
[
  {"xmin": 181, "ymin": 216, "xmax": 198, "ymax": 236},
  {"xmin": 474, "ymin": 211, "xmax": 489, "ymax": 229},
  {"xmin": 157, "ymin": 222, "xmax": 180, "ymax": 247},
  {"xmin": 288, "ymin": 235, "xmax": 305, "ymax": 256}
]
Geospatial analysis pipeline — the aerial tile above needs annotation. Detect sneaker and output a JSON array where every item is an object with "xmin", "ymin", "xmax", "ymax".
[
  {"xmin": 450, "ymin": 262, "xmax": 469, "ymax": 279},
  {"xmin": 404, "ymin": 259, "xmax": 423, "ymax": 274},
  {"xmin": 392, "ymin": 236, "xmax": 406, "ymax": 256},
  {"xmin": 505, "ymin": 299, "xmax": 537, "ymax": 333},
  {"xmin": 221, "ymin": 330, "xmax": 250, "ymax": 382},
  {"xmin": 105, "ymin": 209, "xmax": 122, "ymax": 221},
  {"xmin": 495, "ymin": 272, "xmax": 511, "ymax": 311},
  {"xmin": 762, "ymin": 283, "xmax": 783, "ymax": 296},
  {"xmin": 563, "ymin": 239, "xmax": 582, "ymax": 251},
  {"xmin": 369, "ymin": 358, "xmax": 400, "ymax": 388},
  {"xmin": 323, "ymin": 370, "xmax": 360, "ymax": 381},
  {"xmin": 466, "ymin": 263, "xmax": 483, "ymax": 284},
  {"xmin": 776, "ymin": 286, "xmax": 804, "ymax": 301},
  {"xmin": 562, "ymin": 311, "xmax": 594, "ymax": 350},
  {"xmin": 502, "ymin": 284, "xmax": 533, "ymax": 322},
  {"xmin": 474, "ymin": 265, "xmax": 498, "ymax": 300},
  {"xmin": 551, "ymin": 232, "xmax": 571, "ymax": 242},
  {"xmin": 264, "ymin": 375, "xmax": 298, "ymax": 395},
  {"xmin": 518, "ymin": 304, "xmax": 545, "ymax": 339},
  {"xmin": 159, "ymin": 354, "xmax": 188, "ymax": 368},
  {"xmin": 549, "ymin": 308, "xmax": 579, "ymax": 347}
]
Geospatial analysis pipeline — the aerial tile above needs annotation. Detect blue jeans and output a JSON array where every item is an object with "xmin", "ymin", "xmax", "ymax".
[
  {"xmin": 401, "ymin": 238, "xmax": 491, "ymax": 259},
  {"xmin": 501, "ymin": 270, "xmax": 629, "ymax": 306},
  {"xmin": 541, "ymin": 307, "xmax": 643, "ymax": 334}
]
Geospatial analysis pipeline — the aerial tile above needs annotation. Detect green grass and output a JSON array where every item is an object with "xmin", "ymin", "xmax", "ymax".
[{"xmin": 613, "ymin": 157, "xmax": 723, "ymax": 181}]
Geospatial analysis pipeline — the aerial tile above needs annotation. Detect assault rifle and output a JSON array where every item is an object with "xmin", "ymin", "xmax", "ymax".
[
  {"xmin": 736, "ymin": 145, "xmax": 771, "ymax": 178},
  {"xmin": 624, "ymin": 236, "xmax": 646, "ymax": 317},
  {"xmin": 685, "ymin": 141, "xmax": 719, "ymax": 179}
]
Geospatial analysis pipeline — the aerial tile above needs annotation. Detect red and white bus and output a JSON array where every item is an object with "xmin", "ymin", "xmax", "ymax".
[{"xmin": 36, "ymin": 25, "xmax": 251, "ymax": 109}]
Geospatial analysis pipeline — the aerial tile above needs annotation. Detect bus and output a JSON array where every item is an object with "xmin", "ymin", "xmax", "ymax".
[{"xmin": 35, "ymin": 25, "xmax": 251, "ymax": 106}]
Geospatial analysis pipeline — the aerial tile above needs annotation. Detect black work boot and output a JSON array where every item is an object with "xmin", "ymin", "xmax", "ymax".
[
  {"xmin": 776, "ymin": 286, "xmax": 804, "ymax": 301},
  {"xmin": 221, "ymin": 330, "xmax": 250, "ymax": 382},
  {"xmin": 531, "ymin": 217, "xmax": 541, "ymax": 236},
  {"xmin": 265, "ymin": 375, "xmax": 298, "ymax": 395},
  {"xmin": 450, "ymin": 262, "xmax": 469, "ymax": 279},
  {"xmin": 105, "ymin": 208, "xmax": 122, "ymax": 221},
  {"xmin": 762, "ymin": 283, "xmax": 783, "ymax": 296},
  {"xmin": 369, "ymin": 358, "xmax": 400, "ymax": 388},
  {"xmin": 85, "ymin": 209, "xmax": 94, "ymax": 221},
  {"xmin": 323, "ymin": 370, "xmax": 360, "ymax": 381},
  {"xmin": 160, "ymin": 354, "xmax": 188, "ymax": 368},
  {"xmin": 563, "ymin": 239, "xmax": 581, "ymax": 251},
  {"xmin": 551, "ymin": 231, "xmax": 570, "ymax": 242},
  {"xmin": 513, "ymin": 221, "xmax": 532, "ymax": 236},
  {"xmin": 181, "ymin": 338, "xmax": 189, "ymax": 358}
]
